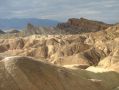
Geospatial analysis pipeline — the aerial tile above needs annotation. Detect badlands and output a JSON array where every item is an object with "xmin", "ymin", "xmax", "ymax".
[{"xmin": 0, "ymin": 18, "xmax": 119, "ymax": 90}]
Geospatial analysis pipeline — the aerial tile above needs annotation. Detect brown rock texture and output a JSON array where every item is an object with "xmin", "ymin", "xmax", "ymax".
[
  {"xmin": 68, "ymin": 18, "xmax": 111, "ymax": 30},
  {"xmin": 57, "ymin": 18, "xmax": 112, "ymax": 34}
]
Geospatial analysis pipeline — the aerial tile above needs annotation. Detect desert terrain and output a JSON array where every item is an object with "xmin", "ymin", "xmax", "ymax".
[{"xmin": 0, "ymin": 18, "xmax": 119, "ymax": 90}]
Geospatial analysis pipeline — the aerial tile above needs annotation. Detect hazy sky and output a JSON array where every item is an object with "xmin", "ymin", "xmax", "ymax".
[{"xmin": 0, "ymin": 0, "xmax": 119, "ymax": 23}]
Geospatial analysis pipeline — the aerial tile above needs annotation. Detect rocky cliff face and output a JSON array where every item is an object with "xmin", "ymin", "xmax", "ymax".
[
  {"xmin": 57, "ymin": 18, "xmax": 112, "ymax": 34},
  {"xmin": 67, "ymin": 18, "xmax": 110, "ymax": 29}
]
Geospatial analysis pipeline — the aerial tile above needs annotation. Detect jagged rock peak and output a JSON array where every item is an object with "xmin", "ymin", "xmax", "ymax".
[{"xmin": 67, "ymin": 17, "xmax": 111, "ymax": 26}]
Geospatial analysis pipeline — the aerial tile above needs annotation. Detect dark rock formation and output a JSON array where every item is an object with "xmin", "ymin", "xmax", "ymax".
[{"xmin": 57, "ymin": 18, "xmax": 112, "ymax": 34}]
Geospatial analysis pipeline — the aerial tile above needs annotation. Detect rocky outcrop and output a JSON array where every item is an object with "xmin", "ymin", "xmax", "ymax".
[
  {"xmin": 67, "ymin": 18, "xmax": 111, "ymax": 30},
  {"xmin": 57, "ymin": 18, "xmax": 112, "ymax": 34}
]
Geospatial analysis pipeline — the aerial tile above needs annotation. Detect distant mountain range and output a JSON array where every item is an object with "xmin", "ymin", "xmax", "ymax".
[
  {"xmin": 0, "ymin": 18, "xmax": 59, "ymax": 30},
  {"xmin": 23, "ymin": 18, "xmax": 113, "ymax": 35},
  {"xmin": 0, "ymin": 17, "xmax": 115, "ymax": 35}
]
